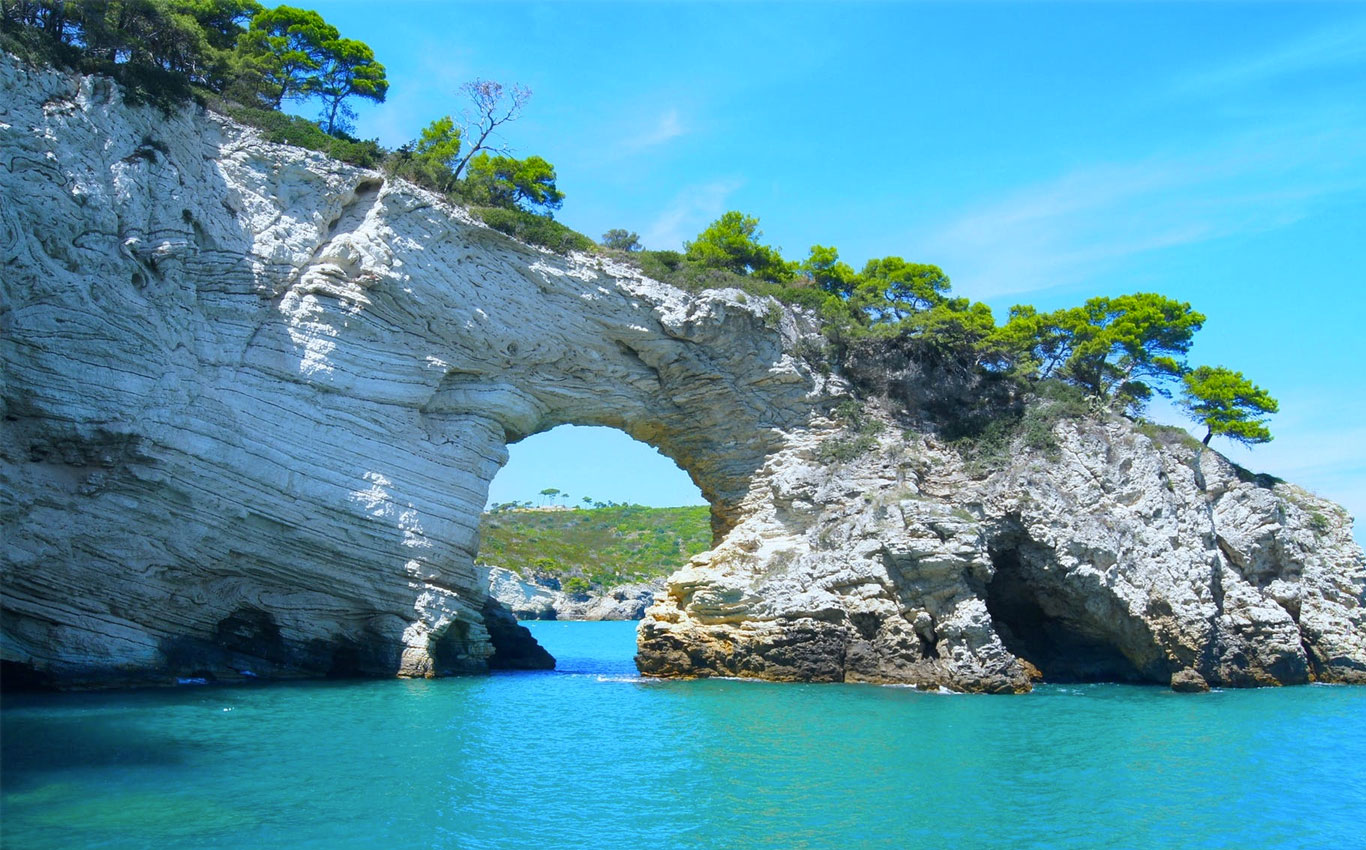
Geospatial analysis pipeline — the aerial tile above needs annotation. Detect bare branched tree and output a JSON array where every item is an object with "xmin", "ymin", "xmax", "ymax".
[{"xmin": 450, "ymin": 78, "xmax": 532, "ymax": 180}]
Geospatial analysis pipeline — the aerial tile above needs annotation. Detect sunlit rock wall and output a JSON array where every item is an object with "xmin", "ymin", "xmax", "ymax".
[
  {"xmin": 0, "ymin": 56, "xmax": 819, "ymax": 686},
  {"xmin": 3, "ymin": 56, "xmax": 1362, "ymax": 691}
]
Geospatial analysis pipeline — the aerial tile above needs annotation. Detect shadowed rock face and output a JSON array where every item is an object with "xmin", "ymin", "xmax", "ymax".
[{"xmin": 3, "ymin": 57, "xmax": 1363, "ymax": 692}]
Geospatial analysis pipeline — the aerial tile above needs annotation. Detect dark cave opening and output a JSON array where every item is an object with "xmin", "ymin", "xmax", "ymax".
[
  {"xmin": 984, "ymin": 543, "xmax": 1149, "ymax": 684},
  {"xmin": 0, "ymin": 659, "xmax": 55, "ymax": 693}
]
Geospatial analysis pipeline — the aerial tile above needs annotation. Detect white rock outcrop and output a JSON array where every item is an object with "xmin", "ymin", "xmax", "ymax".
[
  {"xmin": 0, "ymin": 57, "xmax": 818, "ymax": 686},
  {"xmin": 3, "ymin": 57, "xmax": 1362, "ymax": 691},
  {"xmin": 639, "ymin": 418, "xmax": 1366, "ymax": 690}
]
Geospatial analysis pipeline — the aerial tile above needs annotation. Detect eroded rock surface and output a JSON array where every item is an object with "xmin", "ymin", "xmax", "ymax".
[
  {"xmin": 3, "ymin": 57, "xmax": 1362, "ymax": 691},
  {"xmin": 0, "ymin": 58, "xmax": 818, "ymax": 686},
  {"xmin": 639, "ymin": 418, "xmax": 1366, "ymax": 691}
]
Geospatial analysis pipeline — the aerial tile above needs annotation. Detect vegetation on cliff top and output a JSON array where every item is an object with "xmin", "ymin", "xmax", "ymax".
[
  {"xmin": 0, "ymin": 0, "xmax": 584, "ymax": 247},
  {"xmin": 475, "ymin": 505, "xmax": 711, "ymax": 594},
  {"xmin": 629, "ymin": 209, "xmax": 1278, "ymax": 449},
  {"xmin": 1, "ymin": 1, "xmax": 1279, "ymax": 449}
]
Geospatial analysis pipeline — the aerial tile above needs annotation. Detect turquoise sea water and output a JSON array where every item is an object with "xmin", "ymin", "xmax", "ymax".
[{"xmin": 3, "ymin": 620, "xmax": 1364, "ymax": 849}]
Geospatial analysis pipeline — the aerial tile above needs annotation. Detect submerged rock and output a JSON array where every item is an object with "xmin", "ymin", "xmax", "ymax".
[
  {"xmin": 1170, "ymin": 669, "xmax": 1211, "ymax": 693},
  {"xmin": 2, "ymin": 56, "xmax": 1362, "ymax": 691}
]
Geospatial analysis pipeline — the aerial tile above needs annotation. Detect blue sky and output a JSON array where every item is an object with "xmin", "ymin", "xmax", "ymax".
[{"xmin": 299, "ymin": 2, "xmax": 1364, "ymax": 535}]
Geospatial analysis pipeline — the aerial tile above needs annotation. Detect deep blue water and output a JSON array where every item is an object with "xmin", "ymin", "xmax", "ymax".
[{"xmin": 3, "ymin": 620, "xmax": 1364, "ymax": 849}]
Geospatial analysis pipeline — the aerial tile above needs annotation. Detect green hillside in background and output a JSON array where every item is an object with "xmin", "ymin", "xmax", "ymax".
[{"xmin": 475, "ymin": 505, "xmax": 712, "ymax": 593}]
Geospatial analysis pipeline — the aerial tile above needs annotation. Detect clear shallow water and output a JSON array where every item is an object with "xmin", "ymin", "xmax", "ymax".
[{"xmin": 3, "ymin": 621, "xmax": 1364, "ymax": 850}]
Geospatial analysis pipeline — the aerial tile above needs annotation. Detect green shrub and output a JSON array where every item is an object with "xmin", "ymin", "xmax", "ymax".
[
  {"xmin": 212, "ymin": 99, "xmax": 385, "ymax": 168},
  {"xmin": 562, "ymin": 576, "xmax": 593, "ymax": 596},
  {"xmin": 383, "ymin": 150, "xmax": 457, "ymax": 194},
  {"xmin": 469, "ymin": 206, "xmax": 596, "ymax": 253},
  {"xmin": 816, "ymin": 399, "xmax": 886, "ymax": 464},
  {"xmin": 816, "ymin": 433, "xmax": 878, "ymax": 463},
  {"xmin": 1308, "ymin": 512, "xmax": 1330, "ymax": 533},
  {"xmin": 1033, "ymin": 378, "xmax": 1091, "ymax": 415},
  {"xmin": 948, "ymin": 378, "xmax": 1094, "ymax": 470},
  {"xmin": 950, "ymin": 416, "xmax": 1017, "ymax": 477},
  {"xmin": 793, "ymin": 336, "xmax": 831, "ymax": 374},
  {"xmin": 1135, "ymin": 420, "xmax": 1205, "ymax": 453},
  {"xmin": 476, "ymin": 505, "xmax": 711, "ymax": 589},
  {"xmin": 1014, "ymin": 381, "xmax": 1088, "ymax": 454},
  {"xmin": 635, "ymin": 249, "xmax": 684, "ymax": 279}
]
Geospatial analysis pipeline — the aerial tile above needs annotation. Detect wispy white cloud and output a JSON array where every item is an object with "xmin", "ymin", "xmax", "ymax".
[
  {"xmin": 913, "ymin": 117, "xmax": 1366, "ymax": 301},
  {"xmin": 907, "ymin": 17, "xmax": 1366, "ymax": 302},
  {"xmin": 620, "ymin": 108, "xmax": 686, "ymax": 154},
  {"xmin": 1174, "ymin": 17, "xmax": 1366, "ymax": 96},
  {"xmin": 641, "ymin": 179, "xmax": 743, "ymax": 251}
]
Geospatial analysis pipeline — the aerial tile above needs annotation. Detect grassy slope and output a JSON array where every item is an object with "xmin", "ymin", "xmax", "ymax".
[{"xmin": 475, "ymin": 505, "xmax": 711, "ymax": 591}]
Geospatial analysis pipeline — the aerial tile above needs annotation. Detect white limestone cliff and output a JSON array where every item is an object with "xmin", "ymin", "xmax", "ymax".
[
  {"xmin": 2, "ymin": 57, "xmax": 1362, "ymax": 691},
  {"xmin": 0, "ymin": 56, "xmax": 819, "ymax": 685}
]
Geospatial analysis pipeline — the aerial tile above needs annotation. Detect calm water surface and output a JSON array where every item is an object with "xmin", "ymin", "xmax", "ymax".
[{"xmin": 3, "ymin": 620, "xmax": 1364, "ymax": 849}]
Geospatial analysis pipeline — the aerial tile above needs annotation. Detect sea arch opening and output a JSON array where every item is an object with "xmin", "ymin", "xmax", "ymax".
[
  {"xmin": 406, "ymin": 281, "xmax": 816, "ymax": 682},
  {"xmin": 472, "ymin": 423, "xmax": 716, "ymax": 671}
]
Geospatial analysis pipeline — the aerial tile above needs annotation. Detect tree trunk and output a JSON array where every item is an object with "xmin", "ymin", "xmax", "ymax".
[
  {"xmin": 451, "ymin": 125, "xmax": 495, "ymax": 181},
  {"xmin": 1202, "ymin": 429, "xmax": 1212, "ymax": 446},
  {"xmin": 324, "ymin": 98, "xmax": 340, "ymax": 135}
]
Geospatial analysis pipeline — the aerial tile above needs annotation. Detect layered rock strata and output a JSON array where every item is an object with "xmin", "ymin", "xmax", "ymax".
[
  {"xmin": 3, "ymin": 57, "xmax": 1362, "ymax": 691},
  {"xmin": 0, "ymin": 57, "xmax": 816, "ymax": 687}
]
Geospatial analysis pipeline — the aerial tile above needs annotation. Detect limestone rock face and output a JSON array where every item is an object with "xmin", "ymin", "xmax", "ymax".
[
  {"xmin": 638, "ymin": 419, "xmax": 1366, "ymax": 691},
  {"xmin": 3, "ymin": 58, "xmax": 1363, "ymax": 691},
  {"xmin": 0, "ymin": 58, "xmax": 817, "ymax": 686}
]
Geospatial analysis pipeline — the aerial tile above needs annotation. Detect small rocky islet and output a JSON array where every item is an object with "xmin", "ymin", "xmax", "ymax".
[{"xmin": 2, "ymin": 53, "xmax": 1363, "ymax": 695}]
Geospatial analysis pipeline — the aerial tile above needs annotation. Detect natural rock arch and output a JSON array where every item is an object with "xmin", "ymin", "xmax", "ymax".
[
  {"xmin": 3, "ymin": 57, "xmax": 1363, "ymax": 692},
  {"xmin": 0, "ymin": 55, "xmax": 826, "ymax": 686}
]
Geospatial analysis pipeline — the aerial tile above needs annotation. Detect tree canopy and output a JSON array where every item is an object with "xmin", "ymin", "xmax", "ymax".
[
  {"xmin": 234, "ymin": 5, "xmax": 335, "ymax": 108},
  {"xmin": 799, "ymin": 245, "xmax": 859, "ymax": 297},
  {"xmin": 999, "ymin": 294, "xmax": 1204, "ymax": 410},
  {"xmin": 602, "ymin": 229, "xmax": 642, "ymax": 252},
  {"xmin": 1180, "ymin": 366, "xmax": 1278, "ymax": 446},
  {"xmin": 684, "ymin": 211, "xmax": 791, "ymax": 281},
  {"xmin": 1, "ymin": 0, "xmax": 386, "ymax": 132},
  {"xmin": 233, "ymin": 4, "xmax": 386, "ymax": 131},
  {"xmin": 404, "ymin": 115, "xmax": 463, "ymax": 191},
  {"xmin": 463, "ymin": 153, "xmax": 564, "ymax": 213},
  {"xmin": 3, "ymin": 0, "xmax": 264, "ymax": 100},
  {"xmin": 853, "ymin": 258, "xmax": 950, "ymax": 323},
  {"xmin": 309, "ymin": 34, "xmax": 387, "ymax": 135}
]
